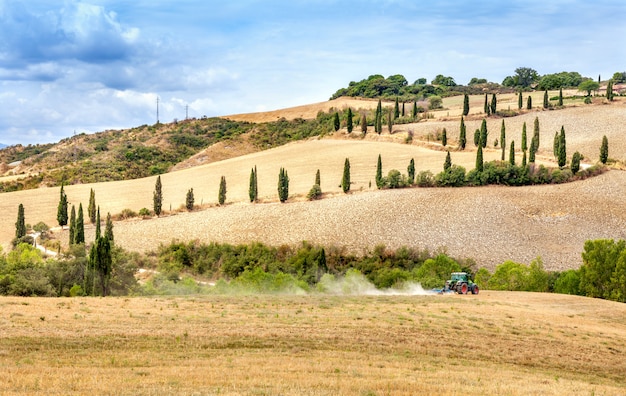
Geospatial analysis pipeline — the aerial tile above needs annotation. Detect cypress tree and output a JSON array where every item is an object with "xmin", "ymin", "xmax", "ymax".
[
  {"xmin": 518, "ymin": 91, "xmax": 523, "ymax": 109},
  {"xmin": 57, "ymin": 184, "xmax": 68, "ymax": 228},
  {"xmin": 218, "ymin": 176, "xmax": 227, "ymax": 205},
  {"xmin": 75, "ymin": 203, "xmax": 85, "ymax": 245},
  {"xmin": 105, "ymin": 212, "xmax": 114, "ymax": 242},
  {"xmin": 480, "ymin": 119, "xmax": 488, "ymax": 148},
  {"xmin": 69, "ymin": 205, "xmax": 76, "ymax": 245},
  {"xmin": 249, "ymin": 167, "xmax": 257, "ymax": 203},
  {"xmin": 95, "ymin": 207, "xmax": 101, "ymax": 240},
  {"xmin": 342, "ymin": 158, "xmax": 351, "ymax": 193},
  {"xmin": 558, "ymin": 87, "xmax": 563, "ymax": 106},
  {"xmin": 444, "ymin": 151, "xmax": 452, "ymax": 171},
  {"xmin": 553, "ymin": 131, "xmax": 560, "ymax": 158},
  {"xmin": 15, "ymin": 203, "xmax": 26, "ymax": 240},
  {"xmin": 361, "ymin": 114, "xmax": 367, "ymax": 135},
  {"xmin": 522, "ymin": 150, "xmax": 527, "ymax": 167},
  {"xmin": 278, "ymin": 167, "xmax": 289, "ymax": 202},
  {"xmin": 333, "ymin": 112, "xmax": 340, "ymax": 131},
  {"xmin": 375, "ymin": 99, "xmax": 382, "ymax": 134},
  {"xmin": 186, "ymin": 188, "xmax": 194, "ymax": 210},
  {"xmin": 394, "ymin": 97, "xmax": 400, "ymax": 119},
  {"xmin": 463, "ymin": 93, "xmax": 469, "ymax": 116},
  {"xmin": 529, "ymin": 135, "xmax": 538, "ymax": 163},
  {"xmin": 401, "ymin": 102, "xmax": 405, "ymax": 117},
  {"xmin": 412, "ymin": 101, "xmax": 418, "ymax": 119},
  {"xmin": 533, "ymin": 116, "xmax": 540, "ymax": 145},
  {"xmin": 347, "ymin": 108, "xmax": 353, "ymax": 133},
  {"xmin": 571, "ymin": 152, "xmax": 581, "ymax": 173},
  {"xmin": 484, "ymin": 93, "xmax": 488, "ymax": 114},
  {"xmin": 88, "ymin": 188, "xmax": 96, "ymax": 224},
  {"xmin": 500, "ymin": 120, "xmax": 506, "ymax": 161},
  {"xmin": 459, "ymin": 116, "xmax": 467, "ymax": 150},
  {"xmin": 600, "ymin": 135, "xmax": 609, "ymax": 164},
  {"xmin": 476, "ymin": 146, "xmax": 483, "ymax": 172},
  {"xmin": 558, "ymin": 126, "xmax": 567, "ymax": 167},
  {"xmin": 376, "ymin": 154, "xmax": 384, "ymax": 189},
  {"xmin": 521, "ymin": 122, "xmax": 528, "ymax": 152},
  {"xmin": 407, "ymin": 158, "xmax": 415, "ymax": 185},
  {"xmin": 473, "ymin": 129, "xmax": 480, "ymax": 147},
  {"xmin": 89, "ymin": 235, "xmax": 112, "ymax": 296},
  {"xmin": 315, "ymin": 169, "xmax": 321, "ymax": 186},
  {"xmin": 490, "ymin": 93, "xmax": 497, "ymax": 114},
  {"xmin": 543, "ymin": 90, "xmax": 549, "ymax": 108},
  {"xmin": 153, "ymin": 175, "xmax": 162, "ymax": 216},
  {"xmin": 387, "ymin": 108, "xmax": 393, "ymax": 133},
  {"xmin": 442, "ymin": 128, "xmax": 447, "ymax": 147},
  {"xmin": 527, "ymin": 95, "xmax": 532, "ymax": 110},
  {"xmin": 607, "ymin": 81, "xmax": 614, "ymax": 101},
  {"xmin": 509, "ymin": 141, "xmax": 516, "ymax": 166}
]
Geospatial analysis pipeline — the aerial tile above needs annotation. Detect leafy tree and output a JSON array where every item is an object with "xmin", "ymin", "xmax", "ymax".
[
  {"xmin": 444, "ymin": 151, "xmax": 452, "ymax": 171},
  {"xmin": 480, "ymin": 119, "xmax": 488, "ymax": 148},
  {"xmin": 57, "ymin": 184, "xmax": 68, "ymax": 228},
  {"xmin": 558, "ymin": 87, "xmax": 563, "ymax": 106},
  {"xmin": 75, "ymin": 203, "xmax": 85, "ymax": 245},
  {"xmin": 579, "ymin": 80, "xmax": 599, "ymax": 96},
  {"xmin": 278, "ymin": 167, "xmax": 289, "ymax": 202},
  {"xmin": 505, "ymin": 67, "xmax": 539, "ymax": 87},
  {"xmin": 218, "ymin": 176, "xmax": 227, "ymax": 205},
  {"xmin": 431, "ymin": 74, "xmax": 456, "ymax": 86},
  {"xmin": 69, "ymin": 205, "xmax": 76, "ymax": 245},
  {"xmin": 342, "ymin": 158, "xmax": 351, "ymax": 193},
  {"xmin": 521, "ymin": 122, "xmax": 527, "ymax": 152},
  {"xmin": 105, "ymin": 212, "xmax": 114, "ymax": 242},
  {"xmin": 500, "ymin": 120, "xmax": 506, "ymax": 161},
  {"xmin": 394, "ymin": 97, "xmax": 400, "ymax": 119},
  {"xmin": 376, "ymin": 154, "xmax": 384, "ymax": 189},
  {"xmin": 476, "ymin": 145, "xmax": 483, "ymax": 172},
  {"xmin": 459, "ymin": 116, "xmax": 467, "ymax": 150},
  {"xmin": 543, "ymin": 90, "xmax": 549, "ymax": 108},
  {"xmin": 518, "ymin": 91, "xmax": 523, "ymax": 109},
  {"xmin": 490, "ymin": 94, "xmax": 497, "ymax": 114},
  {"xmin": 442, "ymin": 128, "xmax": 447, "ymax": 147},
  {"xmin": 249, "ymin": 166, "xmax": 258, "ymax": 203},
  {"xmin": 89, "ymin": 236, "xmax": 112, "ymax": 296},
  {"xmin": 579, "ymin": 239, "xmax": 626, "ymax": 301},
  {"xmin": 462, "ymin": 94, "xmax": 469, "ymax": 116},
  {"xmin": 612, "ymin": 71, "xmax": 626, "ymax": 83},
  {"xmin": 347, "ymin": 108, "xmax": 353, "ymax": 133},
  {"xmin": 428, "ymin": 96, "xmax": 442, "ymax": 110},
  {"xmin": 407, "ymin": 158, "xmax": 415, "ymax": 185},
  {"xmin": 509, "ymin": 141, "xmax": 515, "ymax": 166},
  {"xmin": 153, "ymin": 175, "xmax": 162, "ymax": 216},
  {"xmin": 571, "ymin": 151, "xmax": 581, "ymax": 173},
  {"xmin": 600, "ymin": 135, "xmax": 609, "ymax": 164},
  {"xmin": 361, "ymin": 114, "xmax": 367, "ymax": 135},
  {"xmin": 526, "ymin": 95, "xmax": 532, "ymax": 110},
  {"xmin": 186, "ymin": 188, "xmax": 194, "ymax": 211},
  {"xmin": 558, "ymin": 126, "xmax": 567, "ymax": 167},
  {"xmin": 15, "ymin": 204, "xmax": 26, "ymax": 240},
  {"xmin": 333, "ymin": 112, "xmax": 340, "ymax": 131},
  {"xmin": 88, "ymin": 188, "xmax": 96, "ymax": 224}
]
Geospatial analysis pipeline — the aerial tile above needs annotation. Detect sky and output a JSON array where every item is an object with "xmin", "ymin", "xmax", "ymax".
[{"xmin": 0, "ymin": 0, "xmax": 624, "ymax": 146}]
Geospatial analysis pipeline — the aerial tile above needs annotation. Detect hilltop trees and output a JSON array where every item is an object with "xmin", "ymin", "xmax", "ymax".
[
  {"xmin": 57, "ymin": 184, "xmax": 68, "ymax": 228},
  {"xmin": 153, "ymin": 176, "xmax": 163, "ymax": 216},
  {"xmin": 218, "ymin": 176, "xmax": 227, "ymax": 205},
  {"xmin": 600, "ymin": 135, "xmax": 609, "ymax": 164},
  {"xmin": 342, "ymin": 158, "xmax": 351, "ymax": 193},
  {"xmin": 502, "ymin": 67, "xmax": 539, "ymax": 88},
  {"xmin": 249, "ymin": 166, "xmax": 258, "ymax": 202},
  {"xmin": 278, "ymin": 168, "xmax": 289, "ymax": 202},
  {"xmin": 88, "ymin": 189, "xmax": 96, "ymax": 224}
]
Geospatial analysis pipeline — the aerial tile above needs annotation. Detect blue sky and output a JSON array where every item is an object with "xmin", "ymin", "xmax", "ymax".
[{"xmin": 0, "ymin": 0, "xmax": 624, "ymax": 145}]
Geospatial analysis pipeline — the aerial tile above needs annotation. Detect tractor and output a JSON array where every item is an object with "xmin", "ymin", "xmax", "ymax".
[{"xmin": 444, "ymin": 272, "xmax": 479, "ymax": 295}]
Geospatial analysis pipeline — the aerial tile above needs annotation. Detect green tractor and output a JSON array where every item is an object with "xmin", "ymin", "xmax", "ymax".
[{"xmin": 444, "ymin": 272, "xmax": 479, "ymax": 295}]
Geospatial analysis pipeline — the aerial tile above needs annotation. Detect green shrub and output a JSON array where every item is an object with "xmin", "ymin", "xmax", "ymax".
[
  {"xmin": 307, "ymin": 184, "xmax": 322, "ymax": 200},
  {"xmin": 387, "ymin": 169, "xmax": 406, "ymax": 188},
  {"xmin": 413, "ymin": 254, "xmax": 461, "ymax": 289},
  {"xmin": 435, "ymin": 165, "xmax": 466, "ymax": 187},
  {"xmin": 138, "ymin": 208, "xmax": 151, "ymax": 217},
  {"xmin": 416, "ymin": 170, "xmax": 434, "ymax": 187},
  {"xmin": 553, "ymin": 270, "xmax": 581, "ymax": 295}
]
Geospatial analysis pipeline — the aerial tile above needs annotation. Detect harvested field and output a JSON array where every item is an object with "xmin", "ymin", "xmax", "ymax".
[{"xmin": 1, "ymin": 292, "xmax": 625, "ymax": 395}]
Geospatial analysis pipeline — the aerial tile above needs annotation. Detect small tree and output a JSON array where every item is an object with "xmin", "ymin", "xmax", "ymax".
[
  {"xmin": 105, "ymin": 212, "xmax": 114, "ymax": 242},
  {"xmin": 476, "ymin": 146, "xmax": 483, "ymax": 172},
  {"xmin": 490, "ymin": 93, "xmax": 497, "ymax": 114},
  {"xmin": 444, "ymin": 151, "xmax": 452, "ymax": 171},
  {"xmin": 375, "ymin": 99, "xmax": 382, "ymax": 134},
  {"xmin": 57, "ymin": 184, "xmax": 68, "ymax": 228},
  {"xmin": 69, "ymin": 205, "xmax": 76, "ymax": 245},
  {"xmin": 15, "ymin": 203, "xmax": 26, "ymax": 240},
  {"xmin": 376, "ymin": 154, "xmax": 384, "ymax": 189},
  {"xmin": 186, "ymin": 188, "xmax": 194, "ymax": 210},
  {"xmin": 278, "ymin": 167, "xmax": 289, "ymax": 202},
  {"xmin": 518, "ymin": 91, "xmax": 523, "ymax": 109},
  {"xmin": 509, "ymin": 141, "xmax": 516, "ymax": 166},
  {"xmin": 571, "ymin": 151, "xmax": 581, "ymax": 174},
  {"xmin": 522, "ymin": 150, "xmax": 527, "ymax": 167},
  {"xmin": 89, "ymin": 236, "xmax": 112, "ymax": 296},
  {"xmin": 553, "ymin": 131, "xmax": 560, "ymax": 159},
  {"xmin": 387, "ymin": 108, "xmax": 393, "ymax": 134},
  {"xmin": 483, "ymin": 93, "xmax": 488, "ymax": 114},
  {"xmin": 533, "ymin": 116, "xmax": 540, "ymax": 145},
  {"xmin": 394, "ymin": 97, "xmax": 400, "ymax": 119},
  {"xmin": 558, "ymin": 126, "xmax": 567, "ymax": 167},
  {"xmin": 407, "ymin": 158, "xmax": 415, "ymax": 185},
  {"xmin": 333, "ymin": 112, "xmax": 340, "ymax": 131},
  {"xmin": 527, "ymin": 95, "xmax": 532, "ymax": 110},
  {"xmin": 579, "ymin": 80, "xmax": 600, "ymax": 96},
  {"xmin": 473, "ymin": 129, "xmax": 480, "ymax": 147},
  {"xmin": 249, "ymin": 166, "xmax": 258, "ymax": 202},
  {"xmin": 412, "ymin": 101, "xmax": 418, "ymax": 119},
  {"xmin": 88, "ymin": 188, "xmax": 96, "ymax": 224},
  {"xmin": 95, "ymin": 207, "xmax": 101, "ymax": 240},
  {"xmin": 342, "ymin": 158, "xmax": 351, "ymax": 193},
  {"xmin": 401, "ymin": 102, "xmax": 405, "ymax": 117},
  {"xmin": 75, "ymin": 203, "xmax": 85, "ymax": 245},
  {"xmin": 442, "ymin": 128, "xmax": 447, "ymax": 147},
  {"xmin": 463, "ymin": 93, "xmax": 469, "ymax": 116},
  {"xmin": 459, "ymin": 116, "xmax": 467, "ymax": 150},
  {"xmin": 600, "ymin": 135, "xmax": 609, "ymax": 164},
  {"xmin": 480, "ymin": 119, "xmax": 488, "ymax": 148},
  {"xmin": 361, "ymin": 114, "xmax": 367, "ymax": 135},
  {"xmin": 500, "ymin": 120, "xmax": 506, "ymax": 161},
  {"xmin": 607, "ymin": 81, "xmax": 614, "ymax": 101},
  {"xmin": 521, "ymin": 122, "xmax": 528, "ymax": 153},
  {"xmin": 558, "ymin": 87, "xmax": 563, "ymax": 106},
  {"xmin": 347, "ymin": 108, "xmax": 353, "ymax": 133},
  {"xmin": 543, "ymin": 90, "xmax": 549, "ymax": 109},
  {"xmin": 153, "ymin": 175, "xmax": 162, "ymax": 216},
  {"xmin": 218, "ymin": 176, "xmax": 227, "ymax": 205},
  {"xmin": 315, "ymin": 169, "xmax": 321, "ymax": 186}
]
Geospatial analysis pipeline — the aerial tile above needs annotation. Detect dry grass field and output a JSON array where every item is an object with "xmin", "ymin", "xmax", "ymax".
[{"xmin": 1, "ymin": 291, "xmax": 625, "ymax": 395}]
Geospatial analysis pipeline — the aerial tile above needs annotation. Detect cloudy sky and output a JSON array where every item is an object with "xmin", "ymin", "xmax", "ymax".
[{"xmin": 0, "ymin": 0, "xmax": 624, "ymax": 145}]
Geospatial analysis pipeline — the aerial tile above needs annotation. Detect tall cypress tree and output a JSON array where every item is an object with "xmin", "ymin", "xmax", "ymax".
[
  {"xmin": 57, "ymin": 184, "xmax": 68, "ymax": 228},
  {"xmin": 347, "ymin": 108, "xmax": 353, "ymax": 133},
  {"xmin": 89, "ymin": 235, "xmax": 112, "ymax": 296},
  {"xmin": 527, "ymin": 95, "xmax": 532, "ymax": 110},
  {"xmin": 375, "ymin": 99, "xmax": 382, "ymax": 134},
  {"xmin": 533, "ymin": 116, "xmax": 540, "ymax": 146},
  {"xmin": 543, "ymin": 90, "xmax": 549, "ymax": 109},
  {"xmin": 509, "ymin": 141, "xmax": 516, "ymax": 166},
  {"xmin": 342, "ymin": 158, "xmax": 351, "ymax": 193},
  {"xmin": 444, "ymin": 151, "xmax": 452, "ymax": 171},
  {"xmin": 315, "ymin": 169, "xmax": 321, "ymax": 186},
  {"xmin": 376, "ymin": 154, "xmax": 384, "ymax": 189},
  {"xmin": 553, "ymin": 131, "xmax": 560, "ymax": 158},
  {"xmin": 401, "ymin": 102, "xmax": 405, "ymax": 117},
  {"xmin": 105, "ymin": 212, "xmax": 114, "ymax": 242},
  {"xmin": 186, "ymin": 188, "xmax": 194, "ymax": 210},
  {"xmin": 387, "ymin": 108, "xmax": 393, "ymax": 133},
  {"xmin": 394, "ymin": 97, "xmax": 400, "ymax": 119},
  {"xmin": 69, "ymin": 205, "xmax": 76, "ymax": 245},
  {"xmin": 480, "ymin": 119, "xmax": 488, "ymax": 148},
  {"xmin": 153, "ymin": 175, "xmax": 162, "ymax": 216},
  {"xmin": 558, "ymin": 126, "xmax": 567, "ymax": 167},
  {"xmin": 600, "ymin": 135, "xmax": 609, "ymax": 164},
  {"xmin": 442, "ymin": 128, "xmax": 447, "ymax": 147},
  {"xmin": 278, "ymin": 168, "xmax": 289, "ymax": 202},
  {"xmin": 484, "ymin": 93, "xmax": 488, "ymax": 114},
  {"xmin": 462, "ymin": 93, "xmax": 469, "ymax": 116},
  {"xmin": 459, "ymin": 116, "xmax": 467, "ymax": 150},
  {"xmin": 607, "ymin": 81, "xmax": 614, "ymax": 101},
  {"xmin": 75, "ymin": 203, "xmax": 85, "ymax": 245},
  {"xmin": 218, "ymin": 176, "xmax": 227, "ymax": 205},
  {"xmin": 558, "ymin": 87, "xmax": 563, "ymax": 106},
  {"xmin": 500, "ymin": 120, "xmax": 506, "ymax": 161},
  {"xmin": 15, "ymin": 203, "xmax": 26, "ymax": 240},
  {"xmin": 518, "ymin": 91, "xmax": 523, "ymax": 109},
  {"xmin": 473, "ymin": 129, "xmax": 480, "ymax": 147},
  {"xmin": 361, "ymin": 114, "xmax": 367, "ymax": 135},
  {"xmin": 95, "ymin": 207, "xmax": 101, "ymax": 240},
  {"xmin": 490, "ymin": 93, "xmax": 497, "ymax": 114},
  {"xmin": 476, "ymin": 145, "xmax": 483, "ymax": 172},
  {"xmin": 521, "ymin": 122, "xmax": 528, "ymax": 152},
  {"xmin": 249, "ymin": 167, "xmax": 257, "ymax": 203},
  {"xmin": 407, "ymin": 158, "xmax": 415, "ymax": 185},
  {"xmin": 522, "ymin": 150, "xmax": 527, "ymax": 167},
  {"xmin": 412, "ymin": 101, "xmax": 418, "ymax": 119},
  {"xmin": 333, "ymin": 112, "xmax": 340, "ymax": 131},
  {"xmin": 88, "ymin": 188, "xmax": 96, "ymax": 224}
]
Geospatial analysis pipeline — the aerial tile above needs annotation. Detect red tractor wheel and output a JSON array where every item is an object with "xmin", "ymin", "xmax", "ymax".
[
  {"xmin": 460, "ymin": 283, "xmax": 468, "ymax": 294},
  {"xmin": 472, "ymin": 285, "xmax": 479, "ymax": 295}
]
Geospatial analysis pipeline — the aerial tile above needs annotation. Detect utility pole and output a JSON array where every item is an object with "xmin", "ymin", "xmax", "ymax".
[
  {"xmin": 185, "ymin": 104, "xmax": 188, "ymax": 120},
  {"xmin": 156, "ymin": 96, "xmax": 160, "ymax": 124}
]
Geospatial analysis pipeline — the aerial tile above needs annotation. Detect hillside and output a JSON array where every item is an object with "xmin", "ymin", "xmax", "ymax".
[{"xmin": 2, "ymin": 292, "xmax": 625, "ymax": 394}]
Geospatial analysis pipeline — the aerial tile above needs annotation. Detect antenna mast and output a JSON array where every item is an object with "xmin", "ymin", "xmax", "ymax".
[{"xmin": 156, "ymin": 96, "xmax": 160, "ymax": 124}]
